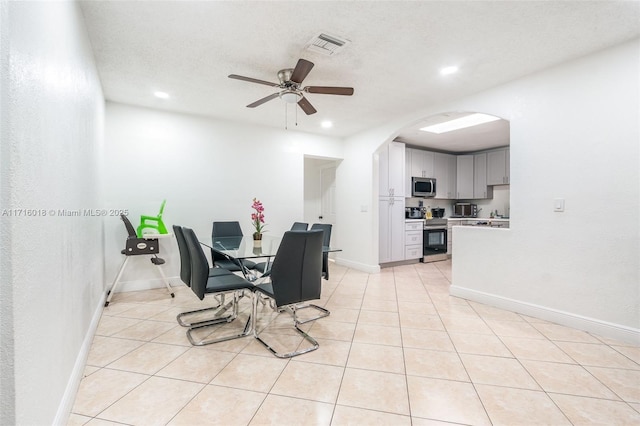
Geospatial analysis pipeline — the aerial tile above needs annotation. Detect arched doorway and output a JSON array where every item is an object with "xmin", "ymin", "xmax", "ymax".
[{"xmin": 378, "ymin": 111, "xmax": 511, "ymax": 266}]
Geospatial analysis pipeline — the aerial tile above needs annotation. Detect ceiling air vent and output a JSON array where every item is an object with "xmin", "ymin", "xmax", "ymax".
[{"xmin": 305, "ymin": 33, "xmax": 350, "ymax": 56}]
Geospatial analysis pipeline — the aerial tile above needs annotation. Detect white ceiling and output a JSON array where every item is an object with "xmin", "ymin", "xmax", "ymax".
[
  {"xmin": 395, "ymin": 113, "xmax": 511, "ymax": 153},
  {"xmin": 79, "ymin": 1, "xmax": 640, "ymax": 151}
]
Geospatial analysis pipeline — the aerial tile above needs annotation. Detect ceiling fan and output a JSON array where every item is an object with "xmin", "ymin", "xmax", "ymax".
[{"xmin": 228, "ymin": 58, "xmax": 354, "ymax": 115}]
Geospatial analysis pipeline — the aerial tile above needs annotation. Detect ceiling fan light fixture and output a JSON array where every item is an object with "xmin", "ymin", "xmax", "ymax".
[
  {"xmin": 321, "ymin": 120, "xmax": 333, "ymax": 128},
  {"xmin": 420, "ymin": 113, "xmax": 500, "ymax": 134},
  {"xmin": 279, "ymin": 90, "xmax": 302, "ymax": 104}
]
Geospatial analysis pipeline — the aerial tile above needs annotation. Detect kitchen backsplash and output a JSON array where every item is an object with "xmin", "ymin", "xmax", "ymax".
[{"xmin": 406, "ymin": 186, "xmax": 510, "ymax": 218}]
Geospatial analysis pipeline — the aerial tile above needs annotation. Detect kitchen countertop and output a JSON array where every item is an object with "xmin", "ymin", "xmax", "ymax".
[
  {"xmin": 448, "ymin": 217, "xmax": 509, "ymax": 221},
  {"xmin": 449, "ymin": 218, "xmax": 510, "ymax": 228}
]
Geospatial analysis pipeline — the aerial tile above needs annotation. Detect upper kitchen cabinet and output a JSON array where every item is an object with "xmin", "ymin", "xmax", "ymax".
[
  {"xmin": 456, "ymin": 155, "xmax": 474, "ymax": 199},
  {"xmin": 379, "ymin": 141, "xmax": 406, "ymax": 198},
  {"xmin": 407, "ymin": 148, "xmax": 435, "ymax": 178},
  {"xmin": 487, "ymin": 147, "xmax": 510, "ymax": 185},
  {"xmin": 456, "ymin": 153, "xmax": 492, "ymax": 199},
  {"xmin": 406, "ymin": 148, "xmax": 434, "ymax": 195},
  {"xmin": 434, "ymin": 152, "xmax": 457, "ymax": 199},
  {"xmin": 473, "ymin": 153, "xmax": 492, "ymax": 199}
]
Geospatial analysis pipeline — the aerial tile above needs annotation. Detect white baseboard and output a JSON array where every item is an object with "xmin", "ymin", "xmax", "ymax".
[
  {"xmin": 450, "ymin": 285, "xmax": 640, "ymax": 346},
  {"xmin": 335, "ymin": 258, "xmax": 380, "ymax": 274},
  {"xmin": 108, "ymin": 276, "xmax": 181, "ymax": 293},
  {"xmin": 53, "ymin": 291, "xmax": 106, "ymax": 426}
]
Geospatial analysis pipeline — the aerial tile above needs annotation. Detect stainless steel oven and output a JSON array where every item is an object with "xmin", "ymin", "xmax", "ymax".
[{"xmin": 423, "ymin": 227, "xmax": 447, "ymax": 256}]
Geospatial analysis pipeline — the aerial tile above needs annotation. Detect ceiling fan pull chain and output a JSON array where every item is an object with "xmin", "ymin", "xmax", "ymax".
[
  {"xmin": 295, "ymin": 103, "xmax": 298, "ymax": 127},
  {"xmin": 284, "ymin": 103, "xmax": 288, "ymax": 130}
]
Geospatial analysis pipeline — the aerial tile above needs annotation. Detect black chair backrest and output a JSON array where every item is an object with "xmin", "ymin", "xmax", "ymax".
[
  {"xmin": 173, "ymin": 225, "xmax": 191, "ymax": 286},
  {"xmin": 270, "ymin": 230, "xmax": 323, "ymax": 307},
  {"xmin": 290, "ymin": 222, "xmax": 308, "ymax": 231},
  {"xmin": 121, "ymin": 214, "xmax": 137, "ymax": 238},
  {"xmin": 211, "ymin": 221, "xmax": 244, "ymax": 261},
  {"xmin": 212, "ymin": 221, "xmax": 244, "ymax": 237},
  {"xmin": 310, "ymin": 223, "xmax": 332, "ymax": 247},
  {"xmin": 183, "ymin": 227, "xmax": 208, "ymax": 300}
]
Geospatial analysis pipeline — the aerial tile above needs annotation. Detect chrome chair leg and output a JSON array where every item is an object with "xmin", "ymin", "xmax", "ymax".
[
  {"xmin": 252, "ymin": 297, "xmax": 319, "ymax": 358},
  {"xmin": 285, "ymin": 303, "xmax": 330, "ymax": 324},
  {"xmin": 186, "ymin": 291, "xmax": 253, "ymax": 346}
]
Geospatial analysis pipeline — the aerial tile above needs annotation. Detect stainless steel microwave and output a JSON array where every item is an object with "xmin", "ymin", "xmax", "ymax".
[
  {"xmin": 454, "ymin": 203, "xmax": 478, "ymax": 218},
  {"xmin": 411, "ymin": 177, "xmax": 436, "ymax": 198}
]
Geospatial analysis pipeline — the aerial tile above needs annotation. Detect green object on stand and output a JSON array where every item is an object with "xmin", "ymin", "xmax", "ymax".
[{"xmin": 137, "ymin": 199, "xmax": 168, "ymax": 237}]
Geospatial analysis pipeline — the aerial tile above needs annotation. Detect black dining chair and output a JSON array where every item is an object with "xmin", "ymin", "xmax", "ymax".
[
  {"xmin": 310, "ymin": 223, "xmax": 332, "ymax": 280},
  {"xmin": 254, "ymin": 222, "xmax": 309, "ymax": 275},
  {"xmin": 211, "ymin": 221, "xmax": 257, "ymax": 273},
  {"xmin": 290, "ymin": 221, "xmax": 309, "ymax": 231},
  {"xmin": 183, "ymin": 227, "xmax": 255, "ymax": 346},
  {"xmin": 252, "ymin": 230, "xmax": 324, "ymax": 358},
  {"xmin": 173, "ymin": 225, "xmax": 243, "ymax": 327}
]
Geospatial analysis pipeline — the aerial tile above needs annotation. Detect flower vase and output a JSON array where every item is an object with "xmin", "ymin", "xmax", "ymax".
[{"xmin": 253, "ymin": 233, "xmax": 262, "ymax": 247}]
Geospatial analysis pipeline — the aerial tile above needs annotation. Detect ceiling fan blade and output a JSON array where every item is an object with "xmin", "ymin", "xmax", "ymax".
[
  {"xmin": 305, "ymin": 86, "xmax": 354, "ymax": 96},
  {"xmin": 290, "ymin": 59, "xmax": 314, "ymax": 84},
  {"xmin": 229, "ymin": 74, "xmax": 279, "ymax": 87},
  {"xmin": 297, "ymin": 96, "xmax": 317, "ymax": 115},
  {"xmin": 247, "ymin": 92, "xmax": 280, "ymax": 108}
]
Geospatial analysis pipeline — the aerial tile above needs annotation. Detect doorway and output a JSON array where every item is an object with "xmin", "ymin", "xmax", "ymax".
[{"xmin": 303, "ymin": 156, "xmax": 340, "ymax": 226}]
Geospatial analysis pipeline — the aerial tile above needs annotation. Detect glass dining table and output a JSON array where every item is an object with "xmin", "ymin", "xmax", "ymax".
[{"xmin": 203, "ymin": 234, "xmax": 340, "ymax": 281}]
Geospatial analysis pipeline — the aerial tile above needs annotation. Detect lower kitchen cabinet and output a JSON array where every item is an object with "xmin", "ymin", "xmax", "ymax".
[
  {"xmin": 379, "ymin": 197, "xmax": 405, "ymax": 263},
  {"xmin": 447, "ymin": 219, "xmax": 462, "ymax": 256},
  {"xmin": 405, "ymin": 220, "xmax": 423, "ymax": 260}
]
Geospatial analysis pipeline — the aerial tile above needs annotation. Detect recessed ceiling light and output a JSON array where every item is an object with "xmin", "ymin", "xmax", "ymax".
[
  {"xmin": 321, "ymin": 121, "xmax": 333, "ymax": 128},
  {"xmin": 420, "ymin": 113, "xmax": 500, "ymax": 134},
  {"xmin": 440, "ymin": 66, "xmax": 458, "ymax": 76},
  {"xmin": 154, "ymin": 91, "xmax": 170, "ymax": 99}
]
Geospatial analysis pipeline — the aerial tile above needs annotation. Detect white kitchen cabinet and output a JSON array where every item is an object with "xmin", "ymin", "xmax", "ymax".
[
  {"xmin": 380, "ymin": 141, "xmax": 406, "ymax": 198},
  {"xmin": 408, "ymin": 148, "xmax": 434, "ymax": 178},
  {"xmin": 434, "ymin": 152, "xmax": 457, "ymax": 199},
  {"xmin": 404, "ymin": 220, "xmax": 423, "ymax": 260},
  {"xmin": 473, "ymin": 153, "xmax": 492, "ymax": 199},
  {"xmin": 406, "ymin": 148, "xmax": 436, "ymax": 196},
  {"xmin": 447, "ymin": 219, "xmax": 460, "ymax": 255},
  {"xmin": 487, "ymin": 148, "xmax": 510, "ymax": 185},
  {"xmin": 456, "ymin": 155, "xmax": 474, "ymax": 199},
  {"xmin": 379, "ymin": 197, "xmax": 405, "ymax": 263}
]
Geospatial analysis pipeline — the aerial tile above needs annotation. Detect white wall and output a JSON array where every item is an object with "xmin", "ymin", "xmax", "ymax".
[
  {"xmin": 450, "ymin": 40, "xmax": 639, "ymax": 342},
  {"xmin": 338, "ymin": 39, "xmax": 639, "ymax": 342},
  {"xmin": 0, "ymin": 2, "xmax": 105, "ymax": 424},
  {"xmin": 103, "ymin": 103, "xmax": 343, "ymax": 290}
]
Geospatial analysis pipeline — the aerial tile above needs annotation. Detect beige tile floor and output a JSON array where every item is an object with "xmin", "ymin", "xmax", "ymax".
[{"xmin": 69, "ymin": 261, "xmax": 640, "ymax": 425}]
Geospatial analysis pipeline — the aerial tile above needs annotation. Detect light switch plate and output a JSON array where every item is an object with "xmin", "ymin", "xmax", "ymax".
[{"xmin": 554, "ymin": 198, "xmax": 565, "ymax": 212}]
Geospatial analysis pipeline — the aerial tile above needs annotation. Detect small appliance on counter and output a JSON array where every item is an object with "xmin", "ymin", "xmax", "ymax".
[
  {"xmin": 405, "ymin": 207, "xmax": 425, "ymax": 219},
  {"xmin": 453, "ymin": 203, "xmax": 477, "ymax": 218},
  {"xmin": 431, "ymin": 207, "xmax": 445, "ymax": 218}
]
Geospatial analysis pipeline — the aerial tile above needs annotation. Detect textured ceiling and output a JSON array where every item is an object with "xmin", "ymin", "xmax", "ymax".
[{"xmin": 79, "ymin": 1, "xmax": 640, "ymax": 150}]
